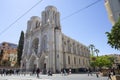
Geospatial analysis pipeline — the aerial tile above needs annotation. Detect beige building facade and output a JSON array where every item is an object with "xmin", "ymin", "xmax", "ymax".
[
  {"xmin": 105, "ymin": 0, "xmax": 120, "ymax": 25},
  {"xmin": 21, "ymin": 6, "xmax": 90, "ymax": 73},
  {"xmin": 0, "ymin": 42, "xmax": 17, "ymax": 67}
]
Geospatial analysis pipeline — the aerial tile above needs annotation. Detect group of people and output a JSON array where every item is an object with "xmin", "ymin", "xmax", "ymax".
[
  {"xmin": 108, "ymin": 69, "xmax": 115, "ymax": 80},
  {"xmin": 61, "ymin": 68, "xmax": 72, "ymax": 76},
  {"xmin": 32, "ymin": 68, "xmax": 53, "ymax": 77},
  {"xmin": 87, "ymin": 68, "xmax": 93, "ymax": 76},
  {"xmin": 87, "ymin": 68, "xmax": 116, "ymax": 80},
  {"xmin": 31, "ymin": 68, "xmax": 40, "ymax": 78},
  {"xmin": 0, "ymin": 69, "xmax": 20, "ymax": 76}
]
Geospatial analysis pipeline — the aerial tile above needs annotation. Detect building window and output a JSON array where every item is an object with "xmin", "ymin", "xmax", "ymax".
[
  {"xmin": 83, "ymin": 59, "xmax": 84, "ymax": 65},
  {"xmin": 79, "ymin": 58, "xmax": 80, "ymax": 64},
  {"xmin": 32, "ymin": 38, "xmax": 39, "ymax": 54},
  {"xmin": 74, "ymin": 57, "xmax": 76, "ymax": 64},
  {"xmin": 68, "ymin": 41, "xmax": 71, "ymax": 53},
  {"xmin": 36, "ymin": 21, "xmax": 40, "ymax": 28},
  {"xmin": 86, "ymin": 60, "xmax": 88, "ymax": 65},
  {"xmin": 73, "ymin": 43, "xmax": 76, "ymax": 54},
  {"xmin": 68, "ymin": 56, "xmax": 70, "ymax": 64}
]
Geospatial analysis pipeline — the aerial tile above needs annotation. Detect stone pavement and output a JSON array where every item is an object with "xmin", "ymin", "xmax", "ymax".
[{"xmin": 0, "ymin": 73, "xmax": 108, "ymax": 80}]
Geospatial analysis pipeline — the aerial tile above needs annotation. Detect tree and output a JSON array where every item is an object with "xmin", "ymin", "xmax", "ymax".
[
  {"xmin": 2, "ymin": 60, "xmax": 11, "ymax": 66},
  {"xmin": 94, "ymin": 49, "xmax": 100, "ymax": 57},
  {"xmin": 106, "ymin": 18, "xmax": 120, "ymax": 50},
  {"xmin": 0, "ymin": 49, "xmax": 3, "ymax": 65},
  {"xmin": 88, "ymin": 44, "xmax": 95, "ymax": 56},
  {"xmin": 91, "ymin": 55, "xmax": 114, "ymax": 69},
  {"xmin": 17, "ymin": 31, "xmax": 24, "ymax": 66}
]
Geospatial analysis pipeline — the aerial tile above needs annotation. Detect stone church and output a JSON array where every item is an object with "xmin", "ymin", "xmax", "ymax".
[{"xmin": 21, "ymin": 6, "xmax": 90, "ymax": 73}]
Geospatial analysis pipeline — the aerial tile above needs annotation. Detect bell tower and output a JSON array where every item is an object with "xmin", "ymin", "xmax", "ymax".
[{"xmin": 41, "ymin": 6, "xmax": 63, "ymax": 73}]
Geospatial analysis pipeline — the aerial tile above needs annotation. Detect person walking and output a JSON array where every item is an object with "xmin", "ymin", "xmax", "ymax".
[
  {"xmin": 96, "ymin": 72, "xmax": 99, "ymax": 78},
  {"xmin": 108, "ymin": 71, "xmax": 112, "ymax": 80},
  {"xmin": 88, "ymin": 68, "xmax": 92, "ymax": 76},
  {"xmin": 36, "ymin": 68, "xmax": 40, "ymax": 78},
  {"xmin": 63, "ymin": 69, "xmax": 67, "ymax": 76},
  {"xmin": 68, "ymin": 68, "xmax": 71, "ymax": 75},
  {"xmin": 61, "ymin": 69, "xmax": 63, "ymax": 76}
]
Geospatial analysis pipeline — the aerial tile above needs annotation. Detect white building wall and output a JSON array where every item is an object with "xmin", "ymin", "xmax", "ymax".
[{"xmin": 105, "ymin": 0, "xmax": 120, "ymax": 25}]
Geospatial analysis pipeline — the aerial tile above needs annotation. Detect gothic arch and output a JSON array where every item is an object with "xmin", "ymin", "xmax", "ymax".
[
  {"xmin": 41, "ymin": 35, "xmax": 48, "ymax": 52},
  {"xmin": 31, "ymin": 38, "xmax": 39, "ymax": 54},
  {"xmin": 29, "ymin": 55, "xmax": 37, "ymax": 71}
]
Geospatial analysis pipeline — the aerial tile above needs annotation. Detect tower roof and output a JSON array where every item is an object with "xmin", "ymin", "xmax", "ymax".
[{"xmin": 45, "ymin": 5, "xmax": 57, "ymax": 12}]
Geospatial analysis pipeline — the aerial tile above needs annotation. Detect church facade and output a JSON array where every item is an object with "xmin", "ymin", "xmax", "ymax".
[{"xmin": 21, "ymin": 6, "xmax": 90, "ymax": 73}]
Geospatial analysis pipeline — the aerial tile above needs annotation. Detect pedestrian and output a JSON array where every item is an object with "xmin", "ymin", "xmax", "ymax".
[
  {"xmin": 69, "ymin": 68, "xmax": 71, "ymax": 75},
  {"xmin": 61, "ymin": 69, "xmax": 63, "ymax": 76},
  {"xmin": 112, "ymin": 68, "xmax": 115, "ymax": 75},
  {"xmin": 36, "ymin": 68, "xmax": 40, "ymax": 78},
  {"xmin": 30, "ymin": 69, "xmax": 35, "ymax": 76},
  {"xmin": 63, "ymin": 69, "xmax": 67, "ymax": 76},
  {"xmin": 88, "ymin": 68, "xmax": 92, "ymax": 76},
  {"xmin": 48, "ymin": 70, "xmax": 52, "ymax": 76},
  {"xmin": 96, "ymin": 72, "xmax": 99, "ymax": 78},
  {"xmin": 108, "ymin": 71, "xmax": 112, "ymax": 80}
]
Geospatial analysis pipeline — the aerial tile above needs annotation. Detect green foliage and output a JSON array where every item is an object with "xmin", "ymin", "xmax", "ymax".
[
  {"xmin": 90, "ymin": 56, "xmax": 97, "ymax": 67},
  {"xmin": 94, "ymin": 49, "xmax": 99, "ymax": 57},
  {"xmin": 90, "ymin": 55, "xmax": 114, "ymax": 68},
  {"xmin": 106, "ymin": 18, "xmax": 120, "ymax": 50},
  {"xmin": 2, "ymin": 60, "xmax": 11, "ymax": 66},
  {"xmin": 17, "ymin": 31, "xmax": 24, "ymax": 66},
  {"xmin": 88, "ymin": 44, "xmax": 95, "ymax": 56},
  {"xmin": 88, "ymin": 44, "xmax": 100, "ymax": 57}
]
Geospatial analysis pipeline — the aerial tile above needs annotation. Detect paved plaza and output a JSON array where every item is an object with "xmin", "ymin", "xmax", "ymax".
[{"xmin": 0, "ymin": 73, "xmax": 108, "ymax": 80}]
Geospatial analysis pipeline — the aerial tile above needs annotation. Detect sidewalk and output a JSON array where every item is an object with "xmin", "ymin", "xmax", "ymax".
[
  {"xmin": 0, "ymin": 74, "xmax": 51, "ymax": 80},
  {"xmin": 0, "ymin": 73, "xmax": 108, "ymax": 80}
]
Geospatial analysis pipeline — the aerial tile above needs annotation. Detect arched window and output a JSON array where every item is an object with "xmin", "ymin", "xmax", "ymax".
[
  {"xmin": 68, "ymin": 56, "xmax": 70, "ymax": 64},
  {"xmin": 36, "ymin": 21, "xmax": 40, "ymax": 28},
  {"xmin": 68, "ymin": 40, "xmax": 71, "ymax": 53},
  {"xmin": 74, "ymin": 57, "xmax": 76, "ymax": 64},
  {"xmin": 79, "ymin": 58, "xmax": 81, "ymax": 64},
  {"xmin": 41, "ymin": 35, "xmax": 48, "ymax": 52},
  {"xmin": 32, "ymin": 38, "xmax": 39, "ymax": 54},
  {"xmin": 73, "ymin": 43, "xmax": 76, "ymax": 54},
  {"xmin": 63, "ymin": 41, "xmax": 66, "ymax": 52}
]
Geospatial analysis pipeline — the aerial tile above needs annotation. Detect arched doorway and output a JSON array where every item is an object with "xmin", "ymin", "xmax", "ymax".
[
  {"xmin": 38, "ymin": 53, "xmax": 48, "ymax": 74},
  {"xmin": 21, "ymin": 59, "xmax": 27, "ymax": 71},
  {"xmin": 29, "ymin": 56, "xmax": 37, "ymax": 71}
]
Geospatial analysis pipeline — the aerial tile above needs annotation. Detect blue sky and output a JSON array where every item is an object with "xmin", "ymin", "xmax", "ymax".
[{"xmin": 0, "ymin": 0, "xmax": 119, "ymax": 55}]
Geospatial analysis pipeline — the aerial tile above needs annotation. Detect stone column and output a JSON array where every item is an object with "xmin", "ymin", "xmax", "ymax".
[
  {"xmin": 45, "ymin": 55, "xmax": 48, "ymax": 71},
  {"xmin": 35, "ymin": 58, "xmax": 39, "ymax": 68},
  {"xmin": 26, "ymin": 59, "xmax": 30, "ymax": 71}
]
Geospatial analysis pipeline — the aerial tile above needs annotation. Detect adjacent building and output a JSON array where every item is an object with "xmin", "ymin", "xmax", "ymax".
[
  {"xmin": 21, "ymin": 6, "xmax": 90, "ymax": 73},
  {"xmin": 0, "ymin": 42, "xmax": 17, "ymax": 67},
  {"xmin": 105, "ymin": 0, "xmax": 120, "ymax": 25},
  {"xmin": 109, "ymin": 54, "xmax": 120, "ymax": 69}
]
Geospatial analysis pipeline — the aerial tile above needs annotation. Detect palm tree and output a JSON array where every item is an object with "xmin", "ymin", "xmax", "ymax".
[
  {"xmin": 88, "ymin": 44, "xmax": 95, "ymax": 56},
  {"xmin": 94, "ymin": 49, "xmax": 100, "ymax": 57}
]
